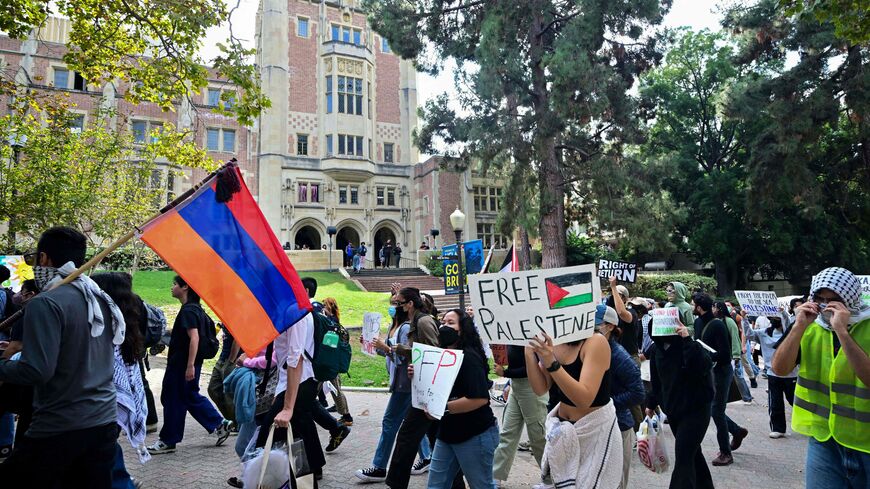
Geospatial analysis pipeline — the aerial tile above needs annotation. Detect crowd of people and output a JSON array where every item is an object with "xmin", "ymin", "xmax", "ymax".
[{"xmin": 0, "ymin": 226, "xmax": 868, "ymax": 489}]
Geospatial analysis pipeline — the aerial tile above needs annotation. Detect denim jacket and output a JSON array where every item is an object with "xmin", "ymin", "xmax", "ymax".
[{"xmin": 609, "ymin": 338, "xmax": 645, "ymax": 431}]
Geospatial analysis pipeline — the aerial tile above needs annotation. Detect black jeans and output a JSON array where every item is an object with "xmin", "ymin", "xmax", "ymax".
[
  {"xmin": 711, "ymin": 364, "xmax": 742, "ymax": 455},
  {"xmin": 768, "ymin": 376, "xmax": 796, "ymax": 434},
  {"xmin": 386, "ymin": 408, "xmax": 464, "ymax": 489},
  {"xmin": 0, "ymin": 422, "xmax": 118, "ymax": 489},
  {"xmin": 668, "ymin": 406, "xmax": 714, "ymax": 489},
  {"xmin": 0, "ymin": 381, "xmax": 33, "ymax": 445},
  {"xmin": 311, "ymin": 396, "xmax": 342, "ymax": 435},
  {"xmin": 256, "ymin": 379, "xmax": 325, "ymax": 475},
  {"xmin": 140, "ymin": 359, "xmax": 158, "ymax": 425}
]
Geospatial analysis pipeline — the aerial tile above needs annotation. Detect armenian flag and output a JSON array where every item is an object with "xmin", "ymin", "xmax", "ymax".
[{"xmin": 139, "ymin": 164, "xmax": 312, "ymax": 356}]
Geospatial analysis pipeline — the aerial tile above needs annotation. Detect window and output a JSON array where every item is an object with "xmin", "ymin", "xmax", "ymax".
[
  {"xmin": 381, "ymin": 37, "xmax": 391, "ymax": 53},
  {"xmin": 337, "ymin": 134, "xmax": 364, "ymax": 156},
  {"xmin": 384, "ymin": 143, "xmax": 394, "ymax": 163},
  {"xmin": 167, "ymin": 171, "xmax": 176, "ymax": 201},
  {"xmin": 355, "ymin": 78, "xmax": 363, "ymax": 115},
  {"xmin": 207, "ymin": 88, "xmax": 221, "ymax": 107},
  {"xmin": 477, "ymin": 223, "xmax": 506, "ymax": 249},
  {"xmin": 336, "ymin": 76, "xmax": 363, "ymax": 115},
  {"xmin": 69, "ymin": 114, "xmax": 85, "ymax": 133},
  {"xmin": 132, "ymin": 120, "xmax": 148, "ymax": 144},
  {"xmin": 473, "ymin": 186, "xmax": 502, "ymax": 212},
  {"xmin": 331, "ymin": 24, "xmax": 340, "ymax": 41},
  {"xmin": 376, "ymin": 186, "xmax": 396, "ymax": 206},
  {"xmin": 350, "ymin": 185, "xmax": 359, "ymax": 205},
  {"xmin": 72, "ymin": 72, "xmax": 87, "ymax": 91},
  {"xmin": 53, "ymin": 68, "xmax": 69, "ymax": 88},
  {"xmin": 207, "ymin": 128, "xmax": 220, "ymax": 151},
  {"xmin": 326, "ymin": 76, "xmax": 333, "ymax": 113},
  {"xmin": 342, "ymin": 26, "xmax": 351, "ymax": 43},
  {"xmin": 338, "ymin": 185, "xmax": 347, "ymax": 204},
  {"xmin": 376, "ymin": 187, "xmax": 384, "ymax": 206},
  {"xmin": 367, "ymin": 82, "xmax": 372, "ymax": 119},
  {"xmin": 296, "ymin": 182, "xmax": 321, "ymax": 203},
  {"xmin": 326, "ymin": 134, "xmax": 333, "ymax": 154},
  {"xmin": 387, "ymin": 187, "xmax": 395, "ymax": 206},
  {"xmin": 368, "ymin": 139, "xmax": 372, "ymax": 159},
  {"xmin": 353, "ymin": 29, "xmax": 361, "ymax": 46},
  {"xmin": 224, "ymin": 92, "xmax": 235, "ymax": 109},
  {"xmin": 149, "ymin": 122, "xmax": 163, "ymax": 142},
  {"xmin": 297, "ymin": 134, "xmax": 308, "ymax": 155},
  {"xmin": 222, "ymin": 129, "xmax": 235, "ymax": 152},
  {"xmin": 297, "ymin": 17, "xmax": 309, "ymax": 37}
]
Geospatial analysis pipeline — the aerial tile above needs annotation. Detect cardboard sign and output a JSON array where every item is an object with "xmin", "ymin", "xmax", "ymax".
[
  {"xmin": 411, "ymin": 344, "xmax": 464, "ymax": 419},
  {"xmin": 361, "ymin": 312, "xmax": 382, "ymax": 357},
  {"xmin": 0, "ymin": 255, "xmax": 33, "ymax": 293},
  {"xmin": 859, "ymin": 276, "xmax": 870, "ymax": 306},
  {"xmin": 735, "ymin": 290, "xmax": 780, "ymax": 317},
  {"xmin": 468, "ymin": 264, "xmax": 602, "ymax": 345},
  {"xmin": 597, "ymin": 259, "xmax": 638, "ymax": 283},
  {"xmin": 650, "ymin": 307, "xmax": 680, "ymax": 336},
  {"xmin": 490, "ymin": 344, "xmax": 508, "ymax": 365}
]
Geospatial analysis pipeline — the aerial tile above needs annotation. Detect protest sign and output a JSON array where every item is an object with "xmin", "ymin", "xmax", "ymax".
[
  {"xmin": 468, "ymin": 264, "xmax": 602, "ymax": 345},
  {"xmin": 443, "ymin": 239, "xmax": 485, "ymax": 275},
  {"xmin": 597, "ymin": 259, "xmax": 638, "ymax": 283},
  {"xmin": 490, "ymin": 344, "xmax": 508, "ymax": 365},
  {"xmin": 735, "ymin": 290, "xmax": 780, "ymax": 317},
  {"xmin": 650, "ymin": 307, "xmax": 680, "ymax": 336},
  {"xmin": 859, "ymin": 276, "xmax": 870, "ymax": 306},
  {"xmin": 0, "ymin": 255, "xmax": 32, "ymax": 292},
  {"xmin": 444, "ymin": 260, "xmax": 462, "ymax": 295},
  {"xmin": 411, "ymin": 344, "xmax": 464, "ymax": 419},
  {"xmin": 361, "ymin": 312, "xmax": 382, "ymax": 357}
]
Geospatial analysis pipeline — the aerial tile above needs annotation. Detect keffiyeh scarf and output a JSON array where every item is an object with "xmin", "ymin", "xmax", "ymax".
[{"xmin": 810, "ymin": 267, "xmax": 870, "ymax": 331}]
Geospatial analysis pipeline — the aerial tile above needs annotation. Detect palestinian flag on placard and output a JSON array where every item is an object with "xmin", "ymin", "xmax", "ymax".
[
  {"xmin": 499, "ymin": 243, "xmax": 518, "ymax": 273},
  {"xmin": 545, "ymin": 272, "xmax": 593, "ymax": 309}
]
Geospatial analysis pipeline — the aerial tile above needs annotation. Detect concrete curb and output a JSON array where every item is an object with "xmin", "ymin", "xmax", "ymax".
[{"xmin": 342, "ymin": 386, "xmax": 390, "ymax": 393}]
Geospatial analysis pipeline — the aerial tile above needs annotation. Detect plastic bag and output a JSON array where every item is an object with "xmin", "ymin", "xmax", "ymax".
[{"xmin": 636, "ymin": 415, "xmax": 670, "ymax": 474}]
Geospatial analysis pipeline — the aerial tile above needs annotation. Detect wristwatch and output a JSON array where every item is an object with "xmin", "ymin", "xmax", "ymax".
[{"xmin": 546, "ymin": 359, "xmax": 561, "ymax": 373}]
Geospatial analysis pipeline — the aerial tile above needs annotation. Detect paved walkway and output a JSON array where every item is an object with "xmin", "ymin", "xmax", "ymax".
[{"xmin": 126, "ymin": 364, "xmax": 808, "ymax": 488}]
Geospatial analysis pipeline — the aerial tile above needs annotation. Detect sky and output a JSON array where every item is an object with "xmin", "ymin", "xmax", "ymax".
[{"xmin": 203, "ymin": 0, "xmax": 728, "ymax": 110}]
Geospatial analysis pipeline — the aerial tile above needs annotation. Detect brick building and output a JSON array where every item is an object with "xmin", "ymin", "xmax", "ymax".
[{"xmin": 0, "ymin": 5, "xmax": 507, "ymax": 262}]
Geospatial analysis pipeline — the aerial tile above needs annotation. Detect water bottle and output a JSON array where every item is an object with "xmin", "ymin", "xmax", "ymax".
[{"xmin": 323, "ymin": 330, "xmax": 339, "ymax": 348}]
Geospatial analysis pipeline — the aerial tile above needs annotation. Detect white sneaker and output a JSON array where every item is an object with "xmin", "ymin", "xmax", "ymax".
[
  {"xmin": 533, "ymin": 484, "xmax": 555, "ymax": 489},
  {"xmin": 146, "ymin": 440, "xmax": 176, "ymax": 454},
  {"xmin": 743, "ymin": 400, "xmax": 753, "ymax": 405},
  {"xmin": 769, "ymin": 432, "xmax": 786, "ymax": 439},
  {"xmin": 211, "ymin": 419, "xmax": 233, "ymax": 446}
]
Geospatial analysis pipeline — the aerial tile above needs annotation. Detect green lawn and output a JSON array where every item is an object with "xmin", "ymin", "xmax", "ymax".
[{"xmin": 131, "ymin": 270, "xmax": 391, "ymax": 386}]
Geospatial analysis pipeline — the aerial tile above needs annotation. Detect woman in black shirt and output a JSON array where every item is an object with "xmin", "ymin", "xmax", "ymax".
[{"xmin": 424, "ymin": 309, "xmax": 498, "ymax": 489}]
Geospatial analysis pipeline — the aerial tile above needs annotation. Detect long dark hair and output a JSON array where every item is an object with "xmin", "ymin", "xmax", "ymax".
[
  {"xmin": 713, "ymin": 301, "xmax": 730, "ymax": 321},
  {"xmin": 93, "ymin": 272, "xmax": 145, "ymax": 365},
  {"xmin": 390, "ymin": 296, "xmax": 410, "ymax": 336},
  {"xmin": 398, "ymin": 287, "xmax": 424, "ymax": 312},
  {"xmin": 445, "ymin": 309, "xmax": 489, "ymax": 375}
]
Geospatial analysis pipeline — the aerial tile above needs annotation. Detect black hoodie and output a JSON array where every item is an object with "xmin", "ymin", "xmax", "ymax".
[{"xmin": 694, "ymin": 311, "xmax": 732, "ymax": 370}]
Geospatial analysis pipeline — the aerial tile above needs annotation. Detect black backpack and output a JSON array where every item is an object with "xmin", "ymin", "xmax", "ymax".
[
  {"xmin": 188, "ymin": 304, "xmax": 220, "ymax": 361},
  {"xmin": 142, "ymin": 302, "xmax": 168, "ymax": 348},
  {"xmin": 305, "ymin": 312, "xmax": 352, "ymax": 381}
]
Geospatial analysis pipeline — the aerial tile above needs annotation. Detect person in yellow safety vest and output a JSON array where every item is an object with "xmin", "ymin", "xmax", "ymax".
[{"xmin": 772, "ymin": 267, "xmax": 870, "ymax": 489}]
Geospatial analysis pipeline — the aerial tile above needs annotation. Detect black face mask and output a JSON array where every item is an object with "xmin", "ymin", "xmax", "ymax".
[{"xmin": 438, "ymin": 326, "xmax": 460, "ymax": 348}]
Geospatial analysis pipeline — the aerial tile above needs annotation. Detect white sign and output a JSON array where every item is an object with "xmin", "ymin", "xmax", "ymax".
[
  {"xmin": 735, "ymin": 290, "xmax": 780, "ymax": 317},
  {"xmin": 468, "ymin": 264, "xmax": 602, "ymax": 346},
  {"xmin": 411, "ymin": 344, "xmax": 464, "ymax": 419},
  {"xmin": 0, "ymin": 256, "xmax": 32, "ymax": 292},
  {"xmin": 597, "ymin": 259, "xmax": 638, "ymax": 283},
  {"xmin": 361, "ymin": 312, "xmax": 382, "ymax": 357},
  {"xmin": 859, "ymin": 276, "xmax": 870, "ymax": 306},
  {"xmin": 650, "ymin": 307, "xmax": 680, "ymax": 336}
]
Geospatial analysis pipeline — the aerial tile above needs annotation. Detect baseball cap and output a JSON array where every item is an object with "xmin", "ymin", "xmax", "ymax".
[
  {"xmin": 595, "ymin": 304, "xmax": 620, "ymax": 326},
  {"xmin": 628, "ymin": 297, "xmax": 646, "ymax": 307},
  {"xmin": 616, "ymin": 285, "xmax": 630, "ymax": 298}
]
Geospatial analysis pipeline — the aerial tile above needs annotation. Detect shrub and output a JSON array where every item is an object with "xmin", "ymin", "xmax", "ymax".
[
  {"xmin": 632, "ymin": 273, "xmax": 718, "ymax": 302},
  {"xmin": 426, "ymin": 254, "xmax": 445, "ymax": 277},
  {"xmin": 89, "ymin": 245, "xmax": 168, "ymax": 271}
]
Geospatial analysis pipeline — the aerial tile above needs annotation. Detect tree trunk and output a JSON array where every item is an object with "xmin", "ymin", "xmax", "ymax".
[
  {"xmin": 715, "ymin": 260, "xmax": 738, "ymax": 298},
  {"xmin": 529, "ymin": 4, "xmax": 567, "ymax": 269},
  {"xmin": 519, "ymin": 228, "xmax": 532, "ymax": 271}
]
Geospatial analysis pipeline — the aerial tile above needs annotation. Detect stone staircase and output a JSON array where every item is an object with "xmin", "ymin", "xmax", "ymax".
[{"xmin": 352, "ymin": 268, "xmax": 469, "ymax": 313}]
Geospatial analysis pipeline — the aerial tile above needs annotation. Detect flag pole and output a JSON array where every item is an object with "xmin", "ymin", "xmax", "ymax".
[{"xmin": 0, "ymin": 160, "xmax": 237, "ymax": 332}]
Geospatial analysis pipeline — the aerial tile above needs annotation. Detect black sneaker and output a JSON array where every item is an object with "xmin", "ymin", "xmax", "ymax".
[
  {"xmin": 355, "ymin": 466, "xmax": 387, "ymax": 483},
  {"xmin": 212, "ymin": 419, "xmax": 234, "ymax": 447},
  {"xmin": 411, "ymin": 458, "xmax": 431, "ymax": 475},
  {"xmin": 750, "ymin": 378, "xmax": 758, "ymax": 388},
  {"xmin": 340, "ymin": 414, "xmax": 354, "ymax": 427},
  {"xmin": 0, "ymin": 444, "xmax": 12, "ymax": 463},
  {"xmin": 325, "ymin": 425, "xmax": 350, "ymax": 452}
]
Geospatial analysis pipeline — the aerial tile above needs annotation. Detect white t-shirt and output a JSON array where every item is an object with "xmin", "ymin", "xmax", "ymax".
[{"xmin": 275, "ymin": 313, "xmax": 315, "ymax": 394}]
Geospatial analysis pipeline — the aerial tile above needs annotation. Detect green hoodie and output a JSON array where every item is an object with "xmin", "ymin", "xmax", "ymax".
[{"xmin": 666, "ymin": 282, "xmax": 696, "ymax": 335}]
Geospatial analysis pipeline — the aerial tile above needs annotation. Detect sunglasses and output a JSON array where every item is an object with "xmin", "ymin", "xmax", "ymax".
[
  {"xmin": 397, "ymin": 300, "xmax": 410, "ymax": 306},
  {"xmin": 23, "ymin": 252, "xmax": 38, "ymax": 266}
]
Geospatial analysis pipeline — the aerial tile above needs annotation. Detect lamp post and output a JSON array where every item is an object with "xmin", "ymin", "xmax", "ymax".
[
  {"xmin": 327, "ymin": 226, "xmax": 337, "ymax": 272},
  {"xmin": 6, "ymin": 135, "xmax": 25, "ymax": 250},
  {"xmin": 449, "ymin": 208, "xmax": 466, "ymax": 310},
  {"xmin": 430, "ymin": 228, "xmax": 439, "ymax": 249}
]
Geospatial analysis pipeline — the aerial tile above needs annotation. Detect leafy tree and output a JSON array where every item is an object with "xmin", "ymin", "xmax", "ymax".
[
  {"xmin": 780, "ymin": 0, "xmax": 870, "ymax": 45},
  {"xmin": 723, "ymin": 0, "xmax": 870, "ymax": 281},
  {"xmin": 367, "ymin": 0, "xmax": 671, "ymax": 268},
  {"xmin": 0, "ymin": 82, "xmax": 215, "ymax": 250},
  {"xmin": 1, "ymin": 0, "xmax": 269, "ymax": 126}
]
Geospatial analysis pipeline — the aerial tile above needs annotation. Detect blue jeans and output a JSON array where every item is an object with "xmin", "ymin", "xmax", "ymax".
[
  {"xmin": 159, "ymin": 364, "xmax": 223, "ymax": 446},
  {"xmin": 0, "ymin": 413, "xmax": 14, "ymax": 446},
  {"xmin": 733, "ymin": 359, "xmax": 753, "ymax": 402},
  {"xmin": 235, "ymin": 420, "xmax": 258, "ymax": 459},
  {"xmin": 427, "ymin": 423, "xmax": 499, "ymax": 489},
  {"xmin": 711, "ymin": 364, "xmax": 742, "ymax": 456},
  {"xmin": 807, "ymin": 437, "xmax": 870, "ymax": 489},
  {"xmin": 372, "ymin": 391, "xmax": 431, "ymax": 469},
  {"xmin": 111, "ymin": 443, "xmax": 135, "ymax": 489}
]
